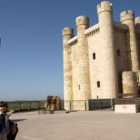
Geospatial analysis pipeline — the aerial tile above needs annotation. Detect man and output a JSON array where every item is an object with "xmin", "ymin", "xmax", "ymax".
[
  {"xmin": 7, "ymin": 120, "xmax": 18, "ymax": 140},
  {"xmin": 3, "ymin": 102, "xmax": 18, "ymax": 140}
]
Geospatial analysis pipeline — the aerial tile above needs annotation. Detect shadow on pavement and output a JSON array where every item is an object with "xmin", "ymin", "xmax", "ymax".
[{"xmin": 11, "ymin": 119, "xmax": 27, "ymax": 122}]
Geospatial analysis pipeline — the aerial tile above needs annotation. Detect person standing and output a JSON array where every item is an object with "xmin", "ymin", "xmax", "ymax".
[{"xmin": 0, "ymin": 101, "xmax": 9, "ymax": 140}]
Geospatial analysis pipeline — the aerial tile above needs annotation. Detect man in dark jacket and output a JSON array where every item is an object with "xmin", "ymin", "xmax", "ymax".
[
  {"xmin": 7, "ymin": 120, "xmax": 18, "ymax": 140},
  {"xmin": 2, "ymin": 101, "xmax": 18, "ymax": 140}
]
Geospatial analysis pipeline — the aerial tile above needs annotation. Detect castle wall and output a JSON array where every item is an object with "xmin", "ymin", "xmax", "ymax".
[
  {"xmin": 85, "ymin": 25, "xmax": 102, "ymax": 99},
  {"xmin": 114, "ymin": 23, "xmax": 129, "ymax": 93}
]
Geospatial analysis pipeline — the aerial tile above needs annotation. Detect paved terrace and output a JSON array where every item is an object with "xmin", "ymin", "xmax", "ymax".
[{"xmin": 10, "ymin": 110, "xmax": 140, "ymax": 140}]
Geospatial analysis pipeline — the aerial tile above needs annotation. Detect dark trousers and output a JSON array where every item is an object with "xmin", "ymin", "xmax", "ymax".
[{"xmin": 7, "ymin": 127, "xmax": 18, "ymax": 140}]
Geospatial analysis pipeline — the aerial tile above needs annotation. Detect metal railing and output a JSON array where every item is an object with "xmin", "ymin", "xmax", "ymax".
[
  {"xmin": 7, "ymin": 100, "xmax": 46, "ymax": 111},
  {"xmin": 64, "ymin": 99, "xmax": 112, "ymax": 111},
  {"xmin": 88, "ymin": 99, "xmax": 111, "ymax": 110},
  {"xmin": 7, "ymin": 100, "xmax": 65, "ymax": 112}
]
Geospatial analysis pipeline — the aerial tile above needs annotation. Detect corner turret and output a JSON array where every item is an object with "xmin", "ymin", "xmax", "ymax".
[
  {"xmin": 73, "ymin": 16, "xmax": 91, "ymax": 100},
  {"xmin": 135, "ymin": 17, "xmax": 140, "ymax": 24},
  {"xmin": 97, "ymin": 1, "xmax": 118, "ymax": 98},
  {"xmin": 76, "ymin": 16, "xmax": 89, "ymax": 26},
  {"xmin": 76, "ymin": 16, "xmax": 89, "ymax": 36},
  {"xmin": 62, "ymin": 27, "xmax": 73, "ymax": 38},
  {"xmin": 62, "ymin": 27, "xmax": 73, "ymax": 109},
  {"xmin": 120, "ymin": 10, "xmax": 139, "ymax": 71},
  {"xmin": 120, "ymin": 10, "xmax": 134, "ymax": 23}
]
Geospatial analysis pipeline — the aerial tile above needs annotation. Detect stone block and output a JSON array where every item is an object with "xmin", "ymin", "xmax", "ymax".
[{"xmin": 115, "ymin": 104, "xmax": 138, "ymax": 113}]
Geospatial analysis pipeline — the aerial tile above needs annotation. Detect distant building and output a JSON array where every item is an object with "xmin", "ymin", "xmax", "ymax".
[{"xmin": 62, "ymin": 1, "xmax": 140, "ymax": 110}]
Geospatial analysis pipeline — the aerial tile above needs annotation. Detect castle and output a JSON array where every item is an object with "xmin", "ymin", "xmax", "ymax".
[{"xmin": 62, "ymin": 1, "xmax": 140, "ymax": 110}]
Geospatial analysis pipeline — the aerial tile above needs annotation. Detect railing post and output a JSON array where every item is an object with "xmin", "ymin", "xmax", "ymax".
[
  {"xmin": 38, "ymin": 101, "xmax": 40, "ymax": 109},
  {"xmin": 86, "ymin": 100, "xmax": 89, "ymax": 111},
  {"xmin": 19, "ymin": 102, "xmax": 21, "ymax": 111},
  {"xmin": 70, "ymin": 101, "xmax": 71, "ymax": 110},
  {"xmin": 100, "ymin": 99, "xmax": 102, "ymax": 110},
  {"xmin": 29, "ymin": 102, "xmax": 31, "ymax": 110}
]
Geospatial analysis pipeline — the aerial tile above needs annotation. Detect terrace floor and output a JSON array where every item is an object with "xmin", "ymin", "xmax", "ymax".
[{"xmin": 10, "ymin": 110, "xmax": 140, "ymax": 140}]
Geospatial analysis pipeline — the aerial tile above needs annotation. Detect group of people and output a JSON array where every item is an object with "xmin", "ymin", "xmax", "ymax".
[{"xmin": 0, "ymin": 101, "xmax": 18, "ymax": 140}]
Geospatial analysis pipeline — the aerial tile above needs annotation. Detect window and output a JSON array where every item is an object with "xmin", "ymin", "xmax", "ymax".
[
  {"xmin": 79, "ymin": 85, "xmax": 80, "ymax": 90},
  {"xmin": 93, "ymin": 53, "xmax": 96, "ymax": 60},
  {"xmin": 117, "ymin": 49, "xmax": 120, "ymax": 56},
  {"xmin": 97, "ymin": 81, "xmax": 100, "ymax": 88}
]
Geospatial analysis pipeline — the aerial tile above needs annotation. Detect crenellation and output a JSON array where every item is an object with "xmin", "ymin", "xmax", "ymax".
[
  {"xmin": 68, "ymin": 36, "xmax": 78, "ymax": 45},
  {"xmin": 62, "ymin": 27, "xmax": 74, "ymax": 37},
  {"xmin": 120, "ymin": 10, "xmax": 135, "ymax": 22},
  {"xmin": 76, "ymin": 16, "xmax": 89, "ymax": 27},
  {"xmin": 113, "ymin": 22, "xmax": 128, "ymax": 33},
  {"xmin": 97, "ymin": 1, "xmax": 112, "ymax": 15},
  {"xmin": 84, "ymin": 26, "xmax": 100, "ymax": 37},
  {"xmin": 84, "ymin": 24, "xmax": 99, "ymax": 36}
]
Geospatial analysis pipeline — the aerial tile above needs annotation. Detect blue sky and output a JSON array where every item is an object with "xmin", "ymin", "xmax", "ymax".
[{"xmin": 0, "ymin": 0, "xmax": 140, "ymax": 101}]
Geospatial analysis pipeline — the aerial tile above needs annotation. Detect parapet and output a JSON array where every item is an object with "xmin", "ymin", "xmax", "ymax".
[
  {"xmin": 76, "ymin": 16, "xmax": 89, "ymax": 26},
  {"xmin": 120, "ymin": 10, "xmax": 134, "ymax": 22},
  {"xmin": 97, "ymin": 1, "xmax": 112, "ymax": 15},
  {"xmin": 113, "ymin": 22, "xmax": 128, "ymax": 33},
  {"xmin": 68, "ymin": 36, "xmax": 78, "ymax": 45},
  {"xmin": 84, "ymin": 24, "xmax": 100, "ymax": 37},
  {"xmin": 62, "ymin": 27, "xmax": 74, "ymax": 36}
]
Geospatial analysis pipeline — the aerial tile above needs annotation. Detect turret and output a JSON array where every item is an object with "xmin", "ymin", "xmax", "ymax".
[
  {"xmin": 76, "ymin": 16, "xmax": 89, "ymax": 36},
  {"xmin": 97, "ymin": 1, "xmax": 118, "ymax": 98},
  {"xmin": 62, "ymin": 27, "xmax": 73, "ymax": 109},
  {"xmin": 122, "ymin": 71, "xmax": 138, "ymax": 97},
  {"xmin": 120, "ymin": 11, "xmax": 139, "ymax": 71},
  {"xmin": 72, "ymin": 16, "xmax": 91, "ymax": 100},
  {"xmin": 135, "ymin": 17, "xmax": 140, "ymax": 24}
]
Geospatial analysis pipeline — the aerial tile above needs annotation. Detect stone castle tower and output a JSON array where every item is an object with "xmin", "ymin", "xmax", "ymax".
[{"xmin": 62, "ymin": 1, "xmax": 140, "ymax": 109}]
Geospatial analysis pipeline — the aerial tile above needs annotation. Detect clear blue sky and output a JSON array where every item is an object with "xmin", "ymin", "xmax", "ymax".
[{"xmin": 0, "ymin": 0, "xmax": 140, "ymax": 101}]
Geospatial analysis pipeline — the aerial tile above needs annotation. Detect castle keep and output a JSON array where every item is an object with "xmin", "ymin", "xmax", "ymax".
[{"xmin": 62, "ymin": 1, "xmax": 140, "ymax": 110}]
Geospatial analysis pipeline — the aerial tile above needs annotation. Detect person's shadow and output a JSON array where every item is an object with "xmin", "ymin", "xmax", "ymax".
[{"xmin": 10, "ymin": 119, "xmax": 27, "ymax": 122}]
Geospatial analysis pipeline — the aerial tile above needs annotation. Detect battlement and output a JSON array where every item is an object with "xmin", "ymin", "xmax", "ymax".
[
  {"xmin": 62, "ymin": 27, "xmax": 74, "ymax": 36},
  {"xmin": 135, "ymin": 17, "xmax": 140, "ymax": 24},
  {"xmin": 76, "ymin": 16, "xmax": 89, "ymax": 26},
  {"xmin": 68, "ymin": 36, "xmax": 78, "ymax": 45},
  {"xmin": 120, "ymin": 10, "xmax": 134, "ymax": 22},
  {"xmin": 114, "ymin": 22, "xmax": 128, "ymax": 33},
  {"xmin": 84, "ymin": 24, "xmax": 100, "ymax": 37},
  {"xmin": 97, "ymin": 1, "xmax": 112, "ymax": 14}
]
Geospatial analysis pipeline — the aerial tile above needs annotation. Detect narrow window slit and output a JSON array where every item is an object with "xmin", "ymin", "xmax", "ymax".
[
  {"xmin": 97, "ymin": 81, "xmax": 100, "ymax": 88},
  {"xmin": 117, "ymin": 49, "xmax": 120, "ymax": 56},
  {"xmin": 79, "ymin": 85, "xmax": 80, "ymax": 90},
  {"xmin": 93, "ymin": 53, "xmax": 96, "ymax": 59}
]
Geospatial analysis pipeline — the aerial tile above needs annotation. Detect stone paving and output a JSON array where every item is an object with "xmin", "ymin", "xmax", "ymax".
[{"xmin": 10, "ymin": 110, "xmax": 140, "ymax": 140}]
